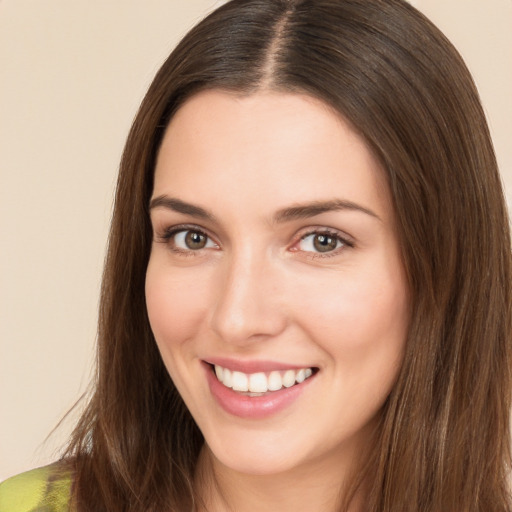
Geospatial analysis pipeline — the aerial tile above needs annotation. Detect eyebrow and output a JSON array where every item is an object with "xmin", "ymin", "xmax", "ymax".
[
  {"xmin": 149, "ymin": 195, "xmax": 217, "ymax": 222},
  {"xmin": 272, "ymin": 199, "xmax": 380, "ymax": 223},
  {"xmin": 149, "ymin": 195, "xmax": 380, "ymax": 223}
]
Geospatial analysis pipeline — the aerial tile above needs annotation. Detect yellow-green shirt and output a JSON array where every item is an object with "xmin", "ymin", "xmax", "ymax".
[{"xmin": 0, "ymin": 464, "xmax": 72, "ymax": 512}]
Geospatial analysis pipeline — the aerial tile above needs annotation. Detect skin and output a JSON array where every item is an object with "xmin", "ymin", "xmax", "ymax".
[{"xmin": 145, "ymin": 90, "xmax": 409, "ymax": 511}]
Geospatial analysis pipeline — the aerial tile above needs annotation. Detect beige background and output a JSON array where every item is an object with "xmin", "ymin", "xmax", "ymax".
[{"xmin": 1, "ymin": 0, "xmax": 511, "ymax": 481}]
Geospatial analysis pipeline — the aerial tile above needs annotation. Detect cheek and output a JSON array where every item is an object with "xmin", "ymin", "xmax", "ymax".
[
  {"xmin": 145, "ymin": 259, "xmax": 210, "ymax": 352},
  {"xmin": 295, "ymin": 261, "xmax": 409, "ymax": 367},
  {"xmin": 302, "ymin": 268, "xmax": 408, "ymax": 424}
]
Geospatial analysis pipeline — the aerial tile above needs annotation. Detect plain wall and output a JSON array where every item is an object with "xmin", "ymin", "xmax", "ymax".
[{"xmin": 1, "ymin": 0, "xmax": 511, "ymax": 481}]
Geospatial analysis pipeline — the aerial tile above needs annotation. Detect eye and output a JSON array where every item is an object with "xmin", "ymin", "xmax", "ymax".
[
  {"xmin": 166, "ymin": 228, "xmax": 218, "ymax": 252},
  {"xmin": 297, "ymin": 232, "xmax": 347, "ymax": 254}
]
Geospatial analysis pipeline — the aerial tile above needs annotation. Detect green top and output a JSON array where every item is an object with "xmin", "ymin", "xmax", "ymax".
[{"xmin": 0, "ymin": 464, "xmax": 72, "ymax": 512}]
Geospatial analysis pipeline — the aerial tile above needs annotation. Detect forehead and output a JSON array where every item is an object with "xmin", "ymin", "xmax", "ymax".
[{"xmin": 153, "ymin": 90, "xmax": 393, "ymax": 223}]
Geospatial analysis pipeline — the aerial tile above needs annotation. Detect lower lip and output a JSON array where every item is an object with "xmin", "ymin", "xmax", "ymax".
[{"xmin": 203, "ymin": 363, "xmax": 316, "ymax": 419}]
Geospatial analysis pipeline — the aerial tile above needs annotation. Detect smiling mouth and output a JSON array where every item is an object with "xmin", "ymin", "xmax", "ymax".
[{"xmin": 209, "ymin": 364, "xmax": 318, "ymax": 396}]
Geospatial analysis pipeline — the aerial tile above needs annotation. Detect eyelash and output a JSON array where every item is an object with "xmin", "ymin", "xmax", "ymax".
[
  {"xmin": 293, "ymin": 229, "xmax": 354, "ymax": 259},
  {"xmin": 158, "ymin": 225, "xmax": 217, "ymax": 257},
  {"xmin": 156, "ymin": 224, "xmax": 354, "ymax": 259}
]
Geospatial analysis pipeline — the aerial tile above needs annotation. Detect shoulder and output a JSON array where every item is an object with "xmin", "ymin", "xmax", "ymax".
[{"xmin": 0, "ymin": 462, "xmax": 73, "ymax": 512}]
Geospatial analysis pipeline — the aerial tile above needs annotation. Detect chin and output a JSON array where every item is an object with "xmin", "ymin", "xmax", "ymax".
[{"xmin": 204, "ymin": 428, "xmax": 310, "ymax": 476}]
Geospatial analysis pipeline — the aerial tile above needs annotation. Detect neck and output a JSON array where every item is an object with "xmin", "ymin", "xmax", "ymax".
[{"xmin": 194, "ymin": 443, "xmax": 368, "ymax": 512}]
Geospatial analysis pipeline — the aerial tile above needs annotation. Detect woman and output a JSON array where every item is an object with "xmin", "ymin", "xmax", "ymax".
[{"xmin": 1, "ymin": 0, "xmax": 510, "ymax": 510}]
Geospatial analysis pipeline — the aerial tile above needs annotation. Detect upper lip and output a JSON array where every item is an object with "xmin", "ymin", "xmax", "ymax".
[{"xmin": 204, "ymin": 357, "xmax": 316, "ymax": 374}]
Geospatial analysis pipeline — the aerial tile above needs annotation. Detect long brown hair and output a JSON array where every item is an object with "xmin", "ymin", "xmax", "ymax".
[{"xmin": 64, "ymin": 0, "xmax": 512, "ymax": 510}]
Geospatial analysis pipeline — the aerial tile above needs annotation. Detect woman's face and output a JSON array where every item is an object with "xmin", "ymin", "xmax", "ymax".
[{"xmin": 146, "ymin": 90, "xmax": 409, "ymax": 477}]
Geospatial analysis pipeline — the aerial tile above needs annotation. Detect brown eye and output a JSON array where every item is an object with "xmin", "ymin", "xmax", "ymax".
[
  {"xmin": 313, "ymin": 234, "xmax": 338, "ymax": 252},
  {"xmin": 298, "ymin": 232, "xmax": 343, "ymax": 254},
  {"xmin": 185, "ymin": 230, "xmax": 207, "ymax": 249},
  {"xmin": 172, "ymin": 229, "xmax": 216, "ymax": 251}
]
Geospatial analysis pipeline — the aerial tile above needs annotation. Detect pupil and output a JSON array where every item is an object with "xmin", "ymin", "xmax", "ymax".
[
  {"xmin": 313, "ymin": 234, "xmax": 337, "ymax": 252},
  {"xmin": 185, "ymin": 231, "xmax": 206, "ymax": 249}
]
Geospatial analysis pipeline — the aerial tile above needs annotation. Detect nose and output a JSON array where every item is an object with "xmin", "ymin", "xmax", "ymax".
[{"xmin": 209, "ymin": 251, "xmax": 288, "ymax": 346}]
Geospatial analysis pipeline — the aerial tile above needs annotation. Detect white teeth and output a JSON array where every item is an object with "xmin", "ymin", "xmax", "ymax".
[
  {"xmin": 213, "ymin": 365, "xmax": 315, "ymax": 394},
  {"xmin": 232, "ymin": 371, "xmax": 249, "ymax": 392},
  {"xmin": 267, "ymin": 371, "xmax": 283, "ymax": 391},
  {"xmin": 223, "ymin": 368, "xmax": 233, "ymax": 388},
  {"xmin": 295, "ymin": 368, "xmax": 306, "ymax": 383},
  {"xmin": 282, "ymin": 369, "xmax": 296, "ymax": 388},
  {"xmin": 249, "ymin": 372, "xmax": 268, "ymax": 393}
]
